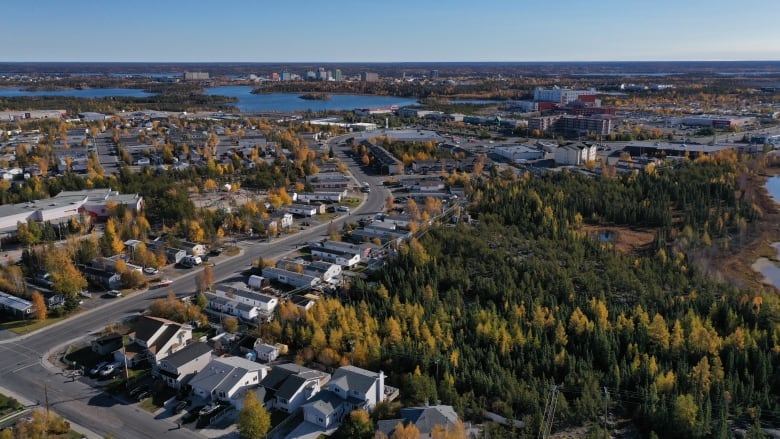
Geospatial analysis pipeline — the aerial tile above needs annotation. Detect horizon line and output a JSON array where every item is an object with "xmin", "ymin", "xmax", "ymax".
[{"xmin": 2, "ymin": 59, "xmax": 780, "ymax": 64}]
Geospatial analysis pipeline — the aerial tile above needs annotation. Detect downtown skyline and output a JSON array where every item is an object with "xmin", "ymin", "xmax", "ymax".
[{"xmin": 2, "ymin": 0, "xmax": 780, "ymax": 63}]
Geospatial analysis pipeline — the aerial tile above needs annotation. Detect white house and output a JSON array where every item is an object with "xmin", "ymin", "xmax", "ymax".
[
  {"xmin": 326, "ymin": 366, "xmax": 386, "ymax": 410},
  {"xmin": 287, "ymin": 204, "xmax": 319, "ymax": 217},
  {"xmin": 181, "ymin": 241, "xmax": 208, "ymax": 257},
  {"xmin": 154, "ymin": 342, "xmax": 213, "ymax": 389},
  {"xmin": 301, "ymin": 365, "xmax": 388, "ymax": 430},
  {"xmin": 116, "ymin": 316, "xmax": 192, "ymax": 366},
  {"xmin": 190, "ymin": 356, "xmax": 270, "ymax": 408},
  {"xmin": 276, "ymin": 259, "xmax": 342, "ymax": 283},
  {"xmin": 254, "ymin": 342, "xmax": 280, "ymax": 363},
  {"xmin": 270, "ymin": 211, "xmax": 294, "ymax": 229},
  {"xmin": 262, "ymin": 267, "xmax": 321, "ymax": 289},
  {"xmin": 213, "ymin": 288, "xmax": 278, "ymax": 315},
  {"xmin": 259, "ymin": 363, "xmax": 328, "ymax": 413},
  {"xmin": 310, "ymin": 247, "xmax": 361, "ymax": 268},
  {"xmin": 206, "ymin": 293, "xmax": 259, "ymax": 322}
]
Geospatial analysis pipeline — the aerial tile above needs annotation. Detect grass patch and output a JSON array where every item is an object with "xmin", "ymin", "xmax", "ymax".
[
  {"xmin": 0, "ymin": 315, "xmax": 68, "ymax": 335},
  {"xmin": 138, "ymin": 397, "xmax": 158, "ymax": 413},
  {"xmin": 0, "ymin": 393, "xmax": 24, "ymax": 418},
  {"xmin": 225, "ymin": 245, "xmax": 241, "ymax": 256}
]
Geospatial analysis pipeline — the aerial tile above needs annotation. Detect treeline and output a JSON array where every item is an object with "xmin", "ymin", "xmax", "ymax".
[{"xmin": 257, "ymin": 156, "xmax": 778, "ymax": 437}]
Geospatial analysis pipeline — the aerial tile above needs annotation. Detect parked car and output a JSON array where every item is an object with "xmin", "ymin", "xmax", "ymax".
[
  {"xmin": 337, "ymin": 206, "xmax": 350, "ymax": 213},
  {"xmin": 89, "ymin": 361, "xmax": 108, "ymax": 376},
  {"xmin": 99, "ymin": 362, "xmax": 118, "ymax": 377},
  {"xmin": 107, "ymin": 290, "xmax": 122, "ymax": 298},
  {"xmin": 143, "ymin": 267, "xmax": 159, "ymax": 275},
  {"xmin": 174, "ymin": 400, "xmax": 188, "ymax": 414}
]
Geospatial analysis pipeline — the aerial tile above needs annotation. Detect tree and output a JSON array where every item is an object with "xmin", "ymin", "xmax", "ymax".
[
  {"xmin": 237, "ymin": 390, "xmax": 270, "ymax": 439},
  {"xmin": 31, "ymin": 291, "xmax": 47, "ymax": 320},
  {"xmin": 391, "ymin": 421, "xmax": 420, "ymax": 439},
  {"xmin": 335, "ymin": 410, "xmax": 374, "ymax": 439}
]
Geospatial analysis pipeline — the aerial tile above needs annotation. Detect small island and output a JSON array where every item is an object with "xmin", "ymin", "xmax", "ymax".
[{"xmin": 298, "ymin": 92, "xmax": 331, "ymax": 101}]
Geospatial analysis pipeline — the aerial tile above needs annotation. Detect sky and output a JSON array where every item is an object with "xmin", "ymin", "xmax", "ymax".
[{"xmin": 2, "ymin": 0, "xmax": 780, "ymax": 62}]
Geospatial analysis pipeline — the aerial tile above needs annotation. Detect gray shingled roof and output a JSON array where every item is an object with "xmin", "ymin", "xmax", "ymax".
[
  {"xmin": 328, "ymin": 365, "xmax": 379, "ymax": 395},
  {"xmin": 159, "ymin": 342, "xmax": 212, "ymax": 369}
]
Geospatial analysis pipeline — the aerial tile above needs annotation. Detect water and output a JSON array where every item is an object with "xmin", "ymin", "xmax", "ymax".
[
  {"xmin": 753, "ymin": 175, "xmax": 780, "ymax": 290},
  {"xmin": 204, "ymin": 86, "xmax": 417, "ymax": 112},
  {"xmin": 0, "ymin": 87, "xmax": 154, "ymax": 98},
  {"xmin": 766, "ymin": 175, "xmax": 780, "ymax": 202}
]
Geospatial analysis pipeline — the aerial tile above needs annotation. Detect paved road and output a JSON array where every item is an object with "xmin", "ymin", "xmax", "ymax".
[{"xmin": 0, "ymin": 133, "xmax": 386, "ymax": 439}]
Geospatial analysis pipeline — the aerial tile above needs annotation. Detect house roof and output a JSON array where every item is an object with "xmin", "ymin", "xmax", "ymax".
[
  {"xmin": 400, "ymin": 405, "xmax": 460, "ymax": 434},
  {"xmin": 132, "ymin": 316, "xmax": 178, "ymax": 343},
  {"xmin": 190, "ymin": 356, "xmax": 266, "ymax": 394},
  {"xmin": 148, "ymin": 325, "xmax": 182, "ymax": 354},
  {"xmin": 254, "ymin": 343, "xmax": 278, "ymax": 355},
  {"xmin": 328, "ymin": 365, "xmax": 380, "ymax": 395},
  {"xmin": 159, "ymin": 342, "xmax": 212, "ymax": 369},
  {"xmin": 276, "ymin": 375, "xmax": 311, "ymax": 401},
  {"xmin": 302, "ymin": 391, "xmax": 344, "ymax": 418},
  {"xmin": 260, "ymin": 363, "xmax": 324, "ymax": 392}
]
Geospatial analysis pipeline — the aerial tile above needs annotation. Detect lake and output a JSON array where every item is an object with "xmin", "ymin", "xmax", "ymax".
[
  {"xmin": 752, "ymin": 175, "xmax": 780, "ymax": 290},
  {"xmin": 0, "ymin": 87, "xmax": 154, "ymax": 98},
  {"xmin": 204, "ymin": 86, "xmax": 418, "ymax": 112}
]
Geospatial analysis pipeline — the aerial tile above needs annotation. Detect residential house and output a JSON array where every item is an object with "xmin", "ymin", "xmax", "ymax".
[
  {"xmin": 376, "ymin": 405, "xmax": 463, "ymax": 439},
  {"xmin": 189, "ymin": 356, "xmax": 269, "ymax": 409},
  {"xmin": 276, "ymin": 259, "xmax": 341, "ymax": 283},
  {"xmin": 262, "ymin": 267, "xmax": 320, "ymax": 289},
  {"xmin": 212, "ymin": 287, "xmax": 278, "ymax": 317},
  {"xmin": 317, "ymin": 240, "xmax": 373, "ymax": 259},
  {"xmin": 155, "ymin": 342, "xmax": 213, "ymax": 390},
  {"xmin": 78, "ymin": 265, "xmax": 122, "ymax": 289},
  {"xmin": 310, "ymin": 247, "xmax": 361, "ymax": 268},
  {"xmin": 325, "ymin": 366, "xmax": 386, "ymax": 410},
  {"xmin": 91, "ymin": 333, "xmax": 124, "ymax": 356},
  {"xmin": 254, "ymin": 342, "xmax": 280, "ymax": 363},
  {"xmin": 259, "ymin": 363, "xmax": 329, "ymax": 413},
  {"xmin": 0, "ymin": 291, "xmax": 32, "ymax": 318},
  {"xmin": 300, "ymin": 366, "xmax": 388, "ymax": 431},
  {"xmin": 181, "ymin": 241, "xmax": 207, "ymax": 257},
  {"xmin": 287, "ymin": 204, "xmax": 318, "ymax": 217},
  {"xmin": 206, "ymin": 293, "xmax": 259, "ymax": 322},
  {"xmin": 270, "ymin": 211, "xmax": 293, "ymax": 229},
  {"xmin": 115, "ymin": 316, "xmax": 192, "ymax": 367}
]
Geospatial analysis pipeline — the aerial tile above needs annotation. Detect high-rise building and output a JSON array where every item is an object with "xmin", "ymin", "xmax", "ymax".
[
  {"xmin": 429, "ymin": 69, "xmax": 439, "ymax": 79},
  {"xmin": 361, "ymin": 72, "xmax": 379, "ymax": 82},
  {"xmin": 334, "ymin": 69, "xmax": 343, "ymax": 82}
]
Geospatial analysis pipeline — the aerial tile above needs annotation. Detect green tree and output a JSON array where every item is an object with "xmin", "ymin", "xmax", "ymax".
[
  {"xmin": 237, "ymin": 390, "xmax": 270, "ymax": 439},
  {"xmin": 334, "ymin": 410, "xmax": 373, "ymax": 439}
]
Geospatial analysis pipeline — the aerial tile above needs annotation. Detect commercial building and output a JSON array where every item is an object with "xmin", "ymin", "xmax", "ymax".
[
  {"xmin": 183, "ymin": 72, "xmax": 210, "ymax": 81},
  {"xmin": 680, "ymin": 115, "xmax": 755, "ymax": 129},
  {"xmin": 555, "ymin": 143, "xmax": 597, "ymax": 166},
  {"xmin": 493, "ymin": 145, "xmax": 546, "ymax": 162},
  {"xmin": 534, "ymin": 86, "xmax": 596, "ymax": 105},
  {"xmin": 360, "ymin": 72, "xmax": 379, "ymax": 82}
]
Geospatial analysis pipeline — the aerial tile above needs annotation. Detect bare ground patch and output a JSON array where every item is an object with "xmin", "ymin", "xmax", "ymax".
[{"xmin": 581, "ymin": 224, "xmax": 657, "ymax": 255}]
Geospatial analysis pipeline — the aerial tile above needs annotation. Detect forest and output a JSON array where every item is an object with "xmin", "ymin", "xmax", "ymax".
[{"xmin": 256, "ymin": 154, "xmax": 779, "ymax": 438}]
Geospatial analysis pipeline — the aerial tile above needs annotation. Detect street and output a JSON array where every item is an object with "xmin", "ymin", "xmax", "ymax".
[{"xmin": 0, "ymin": 132, "xmax": 388, "ymax": 438}]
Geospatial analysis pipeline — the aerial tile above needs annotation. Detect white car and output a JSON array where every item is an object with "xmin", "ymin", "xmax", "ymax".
[
  {"xmin": 99, "ymin": 362, "xmax": 119, "ymax": 377},
  {"xmin": 143, "ymin": 267, "xmax": 159, "ymax": 275},
  {"xmin": 107, "ymin": 290, "xmax": 122, "ymax": 298},
  {"xmin": 337, "ymin": 206, "xmax": 350, "ymax": 213},
  {"xmin": 90, "ymin": 361, "xmax": 108, "ymax": 376}
]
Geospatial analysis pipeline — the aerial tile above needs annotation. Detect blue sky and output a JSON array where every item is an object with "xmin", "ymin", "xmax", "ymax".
[{"xmin": 3, "ymin": 0, "xmax": 779, "ymax": 62}]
